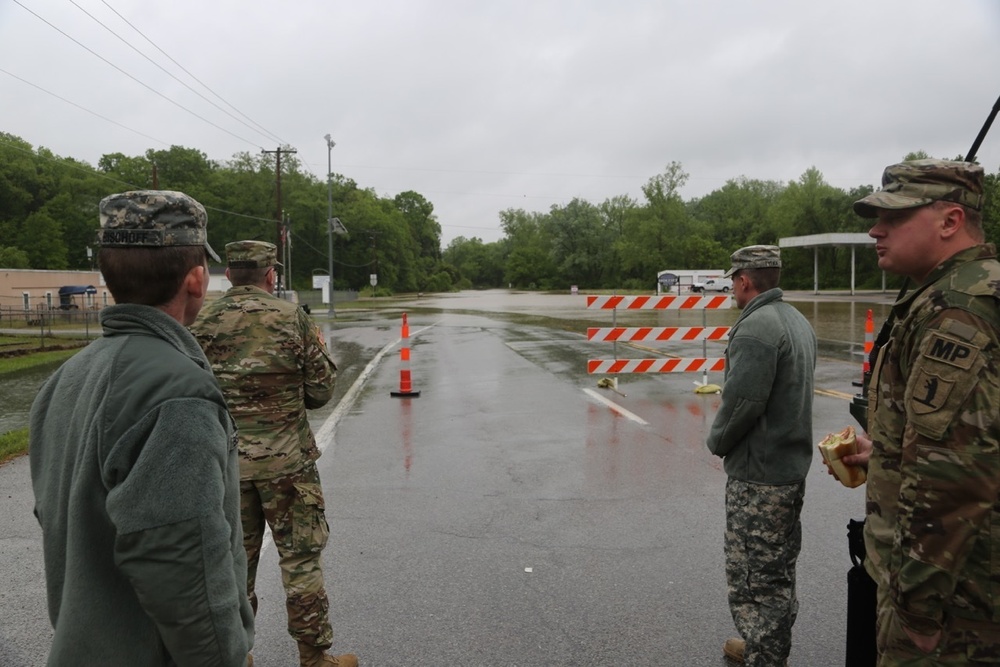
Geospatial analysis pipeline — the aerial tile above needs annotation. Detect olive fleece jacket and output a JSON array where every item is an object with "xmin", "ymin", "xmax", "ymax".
[
  {"xmin": 707, "ymin": 288, "xmax": 818, "ymax": 484},
  {"xmin": 29, "ymin": 304, "xmax": 254, "ymax": 666}
]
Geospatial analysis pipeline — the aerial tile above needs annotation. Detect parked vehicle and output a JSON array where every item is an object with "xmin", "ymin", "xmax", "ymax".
[
  {"xmin": 58, "ymin": 285, "xmax": 96, "ymax": 309},
  {"xmin": 690, "ymin": 278, "xmax": 732, "ymax": 293}
]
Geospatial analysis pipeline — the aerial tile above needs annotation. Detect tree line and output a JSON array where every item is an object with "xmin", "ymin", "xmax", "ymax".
[
  {"xmin": 2, "ymin": 132, "xmax": 998, "ymax": 293},
  {"xmin": 445, "ymin": 158, "xmax": 1000, "ymax": 292}
]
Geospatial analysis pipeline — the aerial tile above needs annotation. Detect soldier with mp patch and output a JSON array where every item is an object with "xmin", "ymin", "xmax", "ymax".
[
  {"xmin": 846, "ymin": 159, "xmax": 1000, "ymax": 665},
  {"xmin": 190, "ymin": 241, "xmax": 356, "ymax": 667}
]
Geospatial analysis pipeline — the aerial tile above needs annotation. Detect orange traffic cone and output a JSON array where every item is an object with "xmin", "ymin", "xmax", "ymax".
[{"xmin": 391, "ymin": 313, "xmax": 421, "ymax": 398}]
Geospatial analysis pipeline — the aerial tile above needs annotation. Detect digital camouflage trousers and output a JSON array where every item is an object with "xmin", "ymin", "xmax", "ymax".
[
  {"xmin": 242, "ymin": 462, "xmax": 334, "ymax": 649},
  {"xmin": 725, "ymin": 477, "xmax": 805, "ymax": 667}
]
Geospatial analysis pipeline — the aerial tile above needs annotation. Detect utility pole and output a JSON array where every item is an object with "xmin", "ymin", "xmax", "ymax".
[
  {"xmin": 324, "ymin": 134, "xmax": 335, "ymax": 314},
  {"xmin": 261, "ymin": 146, "xmax": 297, "ymax": 266},
  {"xmin": 366, "ymin": 230, "xmax": 380, "ymax": 297},
  {"xmin": 284, "ymin": 211, "xmax": 292, "ymax": 292}
]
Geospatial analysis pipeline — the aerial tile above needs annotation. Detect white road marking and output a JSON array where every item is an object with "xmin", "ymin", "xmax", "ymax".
[{"xmin": 581, "ymin": 388, "xmax": 649, "ymax": 425}]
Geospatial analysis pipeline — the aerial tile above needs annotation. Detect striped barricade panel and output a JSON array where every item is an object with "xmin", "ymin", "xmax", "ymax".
[
  {"xmin": 587, "ymin": 326, "xmax": 730, "ymax": 343},
  {"xmin": 585, "ymin": 294, "xmax": 731, "ymax": 374},
  {"xmin": 586, "ymin": 294, "xmax": 731, "ymax": 310},
  {"xmin": 587, "ymin": 358, "xmax": 726, "ymax": 374}
]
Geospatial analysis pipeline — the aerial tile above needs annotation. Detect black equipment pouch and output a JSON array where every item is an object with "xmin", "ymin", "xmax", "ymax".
[{"xmin": 846, "ymin": 519, "xmax": 877, "ymax": 667}]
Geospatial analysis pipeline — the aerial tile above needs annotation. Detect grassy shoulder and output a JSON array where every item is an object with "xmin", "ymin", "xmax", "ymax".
[
  {"xmin": 0, "ymin": 344, "xmax": 82, "ymax": 464},
  {"xmin": 0, "ymin": 427, "xmax": 28, "ymax": 466},
  {"xmin": 0, "ymin": 347, "xmax": 81, "ymax": 375}
]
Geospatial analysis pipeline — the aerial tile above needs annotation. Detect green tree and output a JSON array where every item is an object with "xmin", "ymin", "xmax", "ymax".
[
  {"xmin": 97, "ymin": 152, "xmax": 153, "ymax": 189},
  {"xmin": 689, "ymin": 177, "xmax": 784, "ymax": 250},
  {"xmin": 0, "ymin": 246, "xmax": 29, "ymax": 268},
  {"xmin": 597, "ymin": 194, "xmax": 637, "ymax": 286},
  {"xmin": 145, "ymin": 146, "xmax": 216, "ymax": 197},
  {"xmin": 0, "ymin": 134, "xmax": 42, "ymax": 242},
  {"xmin": 983, "ymin": 171, "xmax": 1000, "ymax": 244},
  {"xmin": 544, "ymin": 198, "xmax": 614, "ymax": 288},
  {"xmin": 500, "ymin": 209, "xmax": 554, "ymax": 288},
  {"xmin": 771, "ymin": 168, "xmax": 865, "ymax": 288},
  {"xmin": 615, "ymin": 162, "xmax": 691, "ymax": 285},
  {"xmin": 18, "ymin": 210, "xmax": 68, "ymax": 269},
  {"xmin": 443, "ymin": 236, "xmax": 503, "ymax": 288}
]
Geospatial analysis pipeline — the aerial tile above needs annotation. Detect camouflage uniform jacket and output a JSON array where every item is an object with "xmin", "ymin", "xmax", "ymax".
[
  {"xmin": 191, "ymin": 286, "xmax": 337, "ymax": 481},
  {"xmin": 864, "ymin": 243, "xmax": 1000, "ymax": 642}
]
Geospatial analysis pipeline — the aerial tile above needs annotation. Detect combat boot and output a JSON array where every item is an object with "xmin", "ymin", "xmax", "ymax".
[
  {"xmin": 297, "ymin": 642, "xmax": 358, "ymax": 667},
  {"xmin": 723, "ymin": 637, "xmax": 788, "ymax": 665},
  {"xmin": 723, "ymin": 637, "xmax": 745, "ymax": 663}
]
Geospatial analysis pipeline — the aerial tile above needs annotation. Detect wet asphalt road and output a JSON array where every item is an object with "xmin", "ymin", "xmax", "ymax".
[{"xmin": 1, "ymin": 292, "xmax": 873, "ymax": 666}]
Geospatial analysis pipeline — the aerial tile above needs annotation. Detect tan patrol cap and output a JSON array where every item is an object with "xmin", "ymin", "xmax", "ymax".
[
  {"xmin": 723, "ymin": 245, "xmax": 781, "ymax": 278},
  {"xmin": 225, "ymin": 240, "xmax": 282, "ymax": 269},
  {"xmin": 853, "ymin": 159, "xmax": 984, "ymax": 218}
]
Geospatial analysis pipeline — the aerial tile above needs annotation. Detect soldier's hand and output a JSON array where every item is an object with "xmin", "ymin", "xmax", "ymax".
[
  {"xmin": 840, "ymin": 431, "xmax": 872, "ymax": 470},
  {"xmin": 903, "ymin": 626, "xmax": 941, "ymax": 653}
]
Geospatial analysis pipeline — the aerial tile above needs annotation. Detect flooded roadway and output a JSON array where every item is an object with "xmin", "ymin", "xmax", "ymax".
[{"xmin": 2, "ymin": 290, "xmax": 888, "ymax": 666}]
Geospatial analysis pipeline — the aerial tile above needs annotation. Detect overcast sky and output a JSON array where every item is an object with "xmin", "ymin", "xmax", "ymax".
[{"xmin": 2, "ymin": 0, "xmax": 1000, "ymax": 246}]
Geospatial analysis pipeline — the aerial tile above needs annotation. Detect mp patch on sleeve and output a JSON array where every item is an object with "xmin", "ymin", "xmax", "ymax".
[{"xmin": 923, "ymin": 331, "xmax": 980, "ymax": 370}]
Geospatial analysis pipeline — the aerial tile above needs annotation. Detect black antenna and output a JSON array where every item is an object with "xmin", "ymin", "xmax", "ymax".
[{"xmin": 965, "ymin": 93, "xmax": 1000, "ymax": 162}]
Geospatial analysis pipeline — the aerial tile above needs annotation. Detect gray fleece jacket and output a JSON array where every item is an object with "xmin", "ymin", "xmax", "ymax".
[
  {"xmin": 29, "ymin": 304, "xmax": 254, "ymax": 666},
  {"xmin": 707, "ymin": 288, "xmax": 817, "ymax": 484}
]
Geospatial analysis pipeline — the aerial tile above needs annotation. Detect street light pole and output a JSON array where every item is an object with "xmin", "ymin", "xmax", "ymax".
[{"xmin": 324, "ymin": 134, "xmax": 336, "ymax": 316}]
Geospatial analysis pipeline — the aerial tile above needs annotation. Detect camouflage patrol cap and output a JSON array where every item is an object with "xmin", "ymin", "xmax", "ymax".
[
  {"xmin": 853, "ymin": 159, "xmax": 984, "ymax": 219},
  {"xmin": 225, "ymin": 240, "xmax": 282, "ymax": 269},
  {"xmin": 723, "ymin": 245, "xmax": 781, "ymax": 278},
  {"xmin": 97, "ymin": 190, "xmax": 220, "ymax": 261}
]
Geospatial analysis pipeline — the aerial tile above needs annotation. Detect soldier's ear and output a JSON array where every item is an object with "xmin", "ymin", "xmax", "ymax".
[
  {"xmin": 185, "ymin": 264, "xmax": 208, "ymax": 298},
  {"xmin": 938, "ymin": 204, "xmax": 963, "ymax": 240}
]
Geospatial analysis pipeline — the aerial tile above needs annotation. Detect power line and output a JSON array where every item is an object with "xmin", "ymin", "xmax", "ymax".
[
  {"xmin": 0, "ymin": 67, "xmax": 171, "ymax": 149},
  {"xmin": 11, "ymin": 0, "xmax": 263, "ymax": 149},
  {"xmin": 72, "ymin": 0, "xmax": 285, "ymax": 146},
  {"xmin": 99, "ymin": 0, "xmax": 285, "ymax": 147}
]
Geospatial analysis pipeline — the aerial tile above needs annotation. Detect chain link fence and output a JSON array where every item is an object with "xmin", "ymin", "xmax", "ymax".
[{"xmin": 0, "ymin": 306, "xmax": 99, "ymax": 350}]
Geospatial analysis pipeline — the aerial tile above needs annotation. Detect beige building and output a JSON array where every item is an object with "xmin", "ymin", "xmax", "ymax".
[
  {"xmin": 0, "ymin": 267, "xmax": 245, "ymax": 313},
  {"xmin": 0, "ymin": 269, "xmax": 109, "ymax": 311}
]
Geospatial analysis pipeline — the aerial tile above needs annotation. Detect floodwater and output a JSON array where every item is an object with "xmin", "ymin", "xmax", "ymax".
[
  {"xmin": 0, "ymin": 362, "xmax": 66, "ymax": 434},
  {"xmin": 0, "ymin": 290, "xmax": 896, "ymax": 434},
  {"xmin": 403, "ymin": 289, "xmax": 896, "ymax": 362}
]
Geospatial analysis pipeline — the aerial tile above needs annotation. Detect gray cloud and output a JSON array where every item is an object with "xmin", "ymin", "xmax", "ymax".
[{"xmin": 2, "ymin": 0, "xmax": 998, "ymax": 245}]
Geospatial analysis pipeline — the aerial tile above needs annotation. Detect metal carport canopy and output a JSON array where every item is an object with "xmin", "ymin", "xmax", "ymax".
[{"xmin": 778, "ymin": 233, "xmax": 881, "ymax": 295}]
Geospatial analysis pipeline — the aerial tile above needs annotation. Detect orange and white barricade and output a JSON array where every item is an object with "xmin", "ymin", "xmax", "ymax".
[{"xmin": 585, "ymin": 294, "xmax": 731, "ymax": 385}]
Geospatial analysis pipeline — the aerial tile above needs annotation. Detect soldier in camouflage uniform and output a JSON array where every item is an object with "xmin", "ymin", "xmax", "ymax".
[
  {"xmin": 846, "ymin": 160, "xmax": 1000, "ymax": 665},
  {"xmin": 707, "ymin": 245, "xmax": 818, "ymax": 666},
  {"xmin": 191, "ymin": 241, "xmax": 357, "ymax": 667}
]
